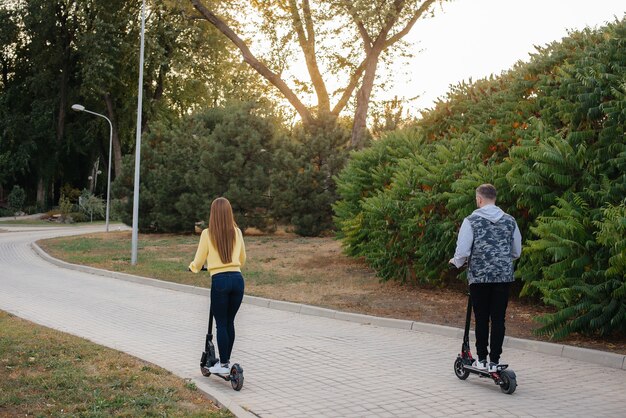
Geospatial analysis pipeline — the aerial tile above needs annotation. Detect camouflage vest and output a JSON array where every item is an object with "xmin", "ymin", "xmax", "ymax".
[{"xmin": 467, "ymin": 213, "xmax": 517, "ymax": 284}]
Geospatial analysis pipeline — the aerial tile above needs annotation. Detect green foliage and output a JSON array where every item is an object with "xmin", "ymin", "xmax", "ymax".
[
  {"xmin": 0, "ymin": 0, "xmax": 272, "ymax": 209},
  {"xmin": 59, "ymin": 195, "xmax": 74, "ymax": 217},
  {"xmin": 272, "ymin": 115, "xmax": 350, "ymax": 236},
  {"xmin": 340, "ymin": 134, "xmax": 489, "ymax": 284},
  {"xmin": 7, "ymin": 185, "xmax": 26, "ymax": 215},
  {"xmin": 369, "ymin": 97, "xmax": 416, "ymax": 139},
  {"xmin": 79, "ymin": 190, "xmax": 105, "ymax": 222},
  {"xmin": 510, "ymin": 20, "xmax": 626, "ymax": 338},
  {"xmin": 113, "ymin": 103, "xmax": 277, "ymax": 233},
  {"xmin": 334, "ymin": 18, "xmax": 626, "ymax": 338},
  {"xmin": 333, "ymin": 128, "xmax": 424, "ymax": 253},
  {"xmin": 68, "ymin": 211, "xmax": 88, "ymax": 223},
  {"xmin": 60, "ymin": 184, "xmax": 82, "ymax": 203},
  {"xmin": 524, "ymin": 196, "xmax": 626, "ymax": 338}
]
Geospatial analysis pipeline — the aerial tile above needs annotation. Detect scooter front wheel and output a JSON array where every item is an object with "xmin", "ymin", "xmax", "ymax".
[
  {"xmin": 200, "ymin": 366, "xmax": 211, "ymax": 377},
  {"xmin": 454, "ymin": 357, "xmax": 470, "ymax": 380},
  {"xmin": 230, "ymin": 364, "xmax": 244, "ymax": 391},
  {"xmin": 499, "ymin": 369, "xmax": 517, "ymax": 394}
]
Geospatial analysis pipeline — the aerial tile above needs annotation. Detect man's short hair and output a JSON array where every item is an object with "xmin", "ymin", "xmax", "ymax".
[{"xmin": 476, "ymin": 184, "xmax": 497, "ymax": 201}]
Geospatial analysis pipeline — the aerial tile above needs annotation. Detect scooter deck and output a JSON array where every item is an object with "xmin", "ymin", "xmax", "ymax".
[
  {"xmin": 201, "ymin": 365, "xmax": 233, "ymax": 381},
  {"xmin": 464, "ymin": 363, "xmax": 509, "ymax": 375}
]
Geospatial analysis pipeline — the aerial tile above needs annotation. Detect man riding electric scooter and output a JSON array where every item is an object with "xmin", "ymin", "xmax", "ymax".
[{"xmin": 449, "ymin": 184, "xmax": 522, "ymax": 372}]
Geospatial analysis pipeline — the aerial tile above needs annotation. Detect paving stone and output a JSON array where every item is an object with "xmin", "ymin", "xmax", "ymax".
[{"xmin": 1, "ymin": 225, "xmax": 625, "ymax": 418}]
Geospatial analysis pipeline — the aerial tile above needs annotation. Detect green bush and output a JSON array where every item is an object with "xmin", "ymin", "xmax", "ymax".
[
  {"xmin": 272, "ymin": 115, "xmax": 350, "ymax": 236},
  {"xmin": 520, "ymin": 197, "xmax": 626, "ymax": 338},
  {"xmin": 59, "ymin": 194, "xmax": 74, "ymax": 218},
  {"xmin": 113, "ymin": 102, "xmax": 278, "ymax": 233},
  {"xmin": 79, "ymin": 190, "xmax": 105, "ymax": 221},
  {"xmin": 334, "ymin": 18, "xmax": 626, "ymax": 338},
  {"xmin": 68, "ymin": 211, "xmax": 88, "ymax": 223},
  {"xmin": 7, "ymin": 185, "xmax": 26, "ymax": 216},
  {"xmin": 333, "ymin": 129, "xmax": 424, "ymax": 255}
]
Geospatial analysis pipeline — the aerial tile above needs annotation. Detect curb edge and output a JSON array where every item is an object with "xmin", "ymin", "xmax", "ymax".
[{"xmin": 31, "ymin": 242, "xmax": 626, "ymax": 372}]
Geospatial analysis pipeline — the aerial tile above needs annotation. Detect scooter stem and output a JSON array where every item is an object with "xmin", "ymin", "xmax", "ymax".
[{"xmin": 463, "ymin": 293, "xmax": 472, "ymax": 349}]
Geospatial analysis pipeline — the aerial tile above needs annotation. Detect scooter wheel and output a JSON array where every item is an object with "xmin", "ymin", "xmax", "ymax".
[
  {"xmin": 200, "ymin": 366, "xmax": 211, "ymax": 377},
  {"xmin": 230, "ymin": 363, "xmax": 244, "ymax": 391},
  {"xmin": 499, "ymin": 369, "xmax": 517, "ymax": 394},
  {"xmin": 454, "ymin": 357, "xmax": 470, "ymax": 380}
]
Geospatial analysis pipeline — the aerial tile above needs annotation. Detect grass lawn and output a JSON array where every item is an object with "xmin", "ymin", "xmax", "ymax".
[
  {"xmin": 0, "ymin": 310, "xmax": 231, "ymax": 417},
  {"xmin": 38, "ymin": 230, "xmax": 626, "ymax": 355}
]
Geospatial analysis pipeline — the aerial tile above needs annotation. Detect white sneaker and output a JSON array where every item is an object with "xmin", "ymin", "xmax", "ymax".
[
  {"xmin": 208, "ymin": 362, "xmax": 230, "ymax": 374},
  {"xmin": 488, "ymin": 362, "xmax": 500, "ymax": 372},
  {"xmin": 473, "ymin": 359, "xmax": 487, "ymax": 370}
]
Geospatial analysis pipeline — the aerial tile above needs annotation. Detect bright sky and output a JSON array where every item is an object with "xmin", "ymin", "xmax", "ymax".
[{"xmin": 389, "ymin": 0, "xmax": 626, "ymax": 113}]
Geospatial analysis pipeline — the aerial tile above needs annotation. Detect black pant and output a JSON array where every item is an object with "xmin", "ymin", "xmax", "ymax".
[
  {"xmin": 211, "ymin": 271, "xmax": 245, "ymax": 364},
  {"xmin": 469, "ymin": 282, "xmax": 510, "ymax": 363}
]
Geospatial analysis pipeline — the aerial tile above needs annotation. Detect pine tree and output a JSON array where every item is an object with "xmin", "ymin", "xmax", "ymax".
[
  {"xmin": 272, "ymin": 115, "xmax": 350, "ymax": 236},
  {"xmin": 113, "ymin": 103, "xmax": 277, "ymax": 232}
]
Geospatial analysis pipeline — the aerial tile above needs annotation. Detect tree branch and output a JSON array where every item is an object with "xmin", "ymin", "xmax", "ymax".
[
  {"xmin": 385, "ymin": 0, "xmax": 437, "ymax": 47},
  {"xmin": 191, "ymin": 0, "xmax": 313, "ymax": 124},
  {"xmin": 343, "ymin": 3, "xmax": 372, "ymax": 53},
  {"xmin": 375, "ymin": 0, "xmax": 405, "ymax": 45},
  {"xmin": 289, "ymin": 0, "xmax": 330, "ymax": 112},
  {"xmin": 302, "ymin": 0, "xmax": 315, "ymax": 43},
  {"xmin": 288, "ymin": 0, "xmax": 309, "ymax": 45},
  {"xmin": 331, "ymin": 59, "xmax": 366, "ymax": 115}
]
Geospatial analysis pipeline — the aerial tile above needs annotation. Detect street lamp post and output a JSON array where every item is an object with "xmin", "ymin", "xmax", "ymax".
[
  {"xmin": 71, "ymin": 104, "xmax": 113, "ymax": 232},
  {"xmin": 131, "ymin": 0, "xmax": 146, "ymax": 265}
]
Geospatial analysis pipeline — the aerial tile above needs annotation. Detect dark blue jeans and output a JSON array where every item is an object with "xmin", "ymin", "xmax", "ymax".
[
  {"xmin": 470, "ymin": 282, "xmax": 510, "ymax": 363},
  {"xmin": 211, "ymin": 271, "xmax": 244, "ymax": 364}
]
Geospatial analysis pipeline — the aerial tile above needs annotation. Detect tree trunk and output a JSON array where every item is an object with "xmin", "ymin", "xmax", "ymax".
[
  {"xmin": 56, "ymin": 61, "xmax": 68, "ymax": 143},
  {"xmin": 55, "ymin": 2, "xmax": 76, "ymax": 144},
  {"xmin": 36, "ymin": 178, "xmax": 46, "ymax": 208},
  {"xmin": 288, "ymin": 0, "xmax": 330, "ymax": 113},
  {"xmin": 346, "ymin": 0, "xmax": 438, "ymax": 148},
  {"xmin": 104, "ymin": 93, "xmax": 123, "ymax": 178},
  {"xmin": 1, "ymin": 57, "xmax": 8, "ymax": 87},
  {"xmin": 351, "ymin": 48, "xmax": 383, "ymax": 149}
]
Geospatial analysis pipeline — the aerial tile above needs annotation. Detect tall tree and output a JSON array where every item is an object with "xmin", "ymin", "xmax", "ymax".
[
  {"xmin": 77, "ymin": 0, "xmax": 142, "ymax": 179},
  {"xmin": 0, "ymin": 0, "xmax": 270, "ymax": 207},
  {"xmin": 76, "ymin": 0, "xmax": 273, "ymax": 179},
  {"xmin": 0, "ymin": 6, "xmax": 29, "ymax": 197},
  {"xmin": 12, "ymin": 0, "xmax": 83, "ymax": 206},
  {"xmin": 188, "ymin": 0, "xmax": 445, "ymax": 148}
]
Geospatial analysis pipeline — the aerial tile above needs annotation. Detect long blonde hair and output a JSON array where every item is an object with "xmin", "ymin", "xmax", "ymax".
[{"xmin": 208, "ymin": 197, "xmax": 237, "ymax": 263}]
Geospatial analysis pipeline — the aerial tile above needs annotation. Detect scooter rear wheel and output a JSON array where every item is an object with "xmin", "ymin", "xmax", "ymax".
[
  {"xmin": 499, "ymin": 369, "xmax": 517, "ymax": 394},
  {"xmin": 454, "ymin": 357, "xmax": 470, "ymax": 380},
  {"xmin": 230, "ymin": 364, "xmax": 244, "ymax": 391}
]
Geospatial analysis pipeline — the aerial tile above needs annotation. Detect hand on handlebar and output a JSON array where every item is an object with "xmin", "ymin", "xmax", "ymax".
[{"xmin": 187, "ymin": 266, "xmax": 208, "ymax": 272}]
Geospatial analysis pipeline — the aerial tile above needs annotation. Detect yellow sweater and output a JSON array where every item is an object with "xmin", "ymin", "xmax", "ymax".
[{"xmin": 189, "ymin": 227, "xmax": 246, "ymax": 275}]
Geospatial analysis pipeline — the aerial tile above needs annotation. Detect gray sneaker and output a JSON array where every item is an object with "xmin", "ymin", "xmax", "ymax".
[{"xmin": 488, "ymin": 362, "xmax": 499, "ymax": 372}]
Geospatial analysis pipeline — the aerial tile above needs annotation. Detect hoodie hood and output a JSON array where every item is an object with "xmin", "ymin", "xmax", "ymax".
[{"xmin": 471, "ymin": 204, "xmax": 505, "ymax": 223}]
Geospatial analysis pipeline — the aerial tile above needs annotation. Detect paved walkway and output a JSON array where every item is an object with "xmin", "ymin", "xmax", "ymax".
[{"xmin": 1, "ymin": 225, "xmax": 625, "ymax": 417}]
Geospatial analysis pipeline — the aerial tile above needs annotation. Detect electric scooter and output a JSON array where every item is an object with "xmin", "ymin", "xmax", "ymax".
[
  {"xmin": 199, "ymin": 308, "xmax": 244, "ymax": 391},
  {"xmin": 451, "ymin": 267, "xmax": 517, "ymax": 394}
]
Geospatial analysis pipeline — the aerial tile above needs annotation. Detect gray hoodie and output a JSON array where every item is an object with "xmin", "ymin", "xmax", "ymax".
[{"xmin": 451, "ymin": 204, "xmax": 522, "ymax": 271}]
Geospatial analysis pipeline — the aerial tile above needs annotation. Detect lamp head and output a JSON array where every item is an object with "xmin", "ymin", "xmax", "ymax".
[{"xmin": 71, "ymin": 104, "xmax": 85, "ymax": 112}]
